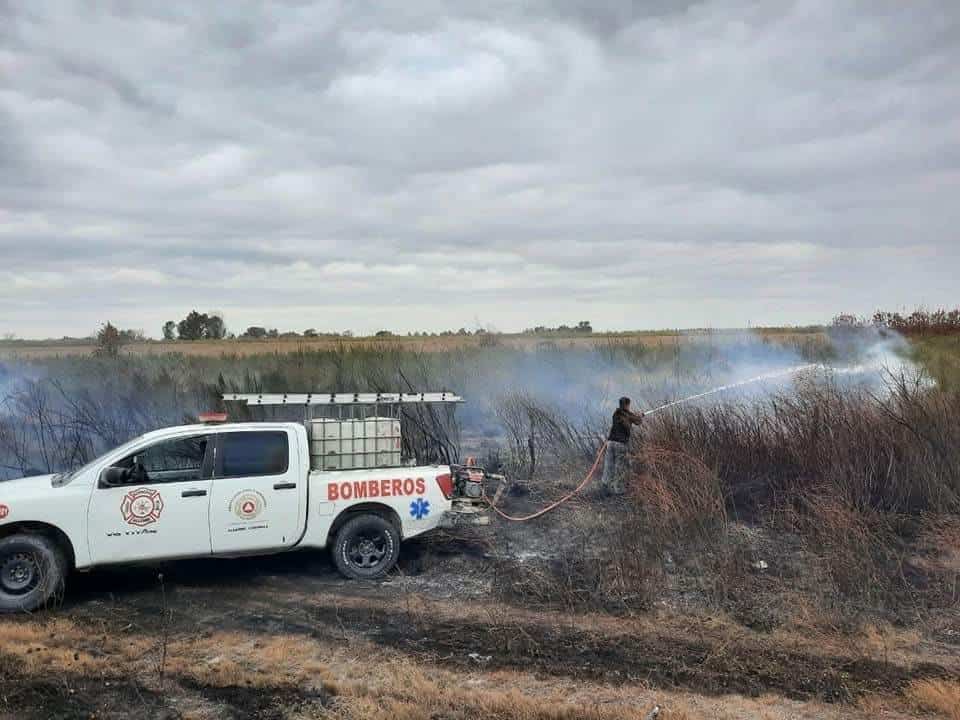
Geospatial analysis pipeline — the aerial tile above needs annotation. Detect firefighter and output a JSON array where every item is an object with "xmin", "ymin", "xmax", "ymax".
[{"xmin": 600, "ymin": 396, "xmax": 643, "ymax": 495}]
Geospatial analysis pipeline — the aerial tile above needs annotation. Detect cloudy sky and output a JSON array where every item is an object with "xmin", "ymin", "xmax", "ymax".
[{"xmin": 1, "ymin": 1, "xmax": 958, "ymax": 338}]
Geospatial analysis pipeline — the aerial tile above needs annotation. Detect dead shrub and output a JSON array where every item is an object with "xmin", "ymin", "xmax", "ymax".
[
  {"xmin": 496, "ymin": 391, "xmax": 600, "ymax": 481},
  {"xmin": 633, "ymin": 446, "xmax": 727, "ymax": 544},
  {"xmin": 782, "ymin": 490, "xmax": 923, "ymax": 620},
  {"xmin": 910, "ymin": 514, "xmax": 960, "ymax": 607},
  {"xmin": 626, "ymin": 447, "xmax": 785, "ymax": 622},
  {"xmin": 804, "ymin": 493, "xmax": 898, "ymax": 588},
  {"xmin": 646, "ymin": 377, "xmax": 960, "ymax": 519},
  {"xmin": 494, "ymin": 555, "xmax": 603, "ymax": 610},
  {"xmin": 633, "ymin": 375, "xmax": 960, "ymax": 622}
]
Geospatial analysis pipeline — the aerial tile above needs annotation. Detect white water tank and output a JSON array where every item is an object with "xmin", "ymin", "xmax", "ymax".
[{"xmin": 309, "ymin": 417, "xmax": 401, "ymax": 470}]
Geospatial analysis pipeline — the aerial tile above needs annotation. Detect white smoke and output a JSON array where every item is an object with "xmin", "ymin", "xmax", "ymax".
[
  {"xmin": 636, "ymin": 327, "xmax": 925, "ymax": 417},
  {"xmin": 457, "ymin": 327, "xmax": 927, "ymax": 442}
]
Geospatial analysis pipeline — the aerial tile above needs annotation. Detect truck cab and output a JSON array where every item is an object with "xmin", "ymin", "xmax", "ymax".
[{"xmin": 0, "ymin": 397, "xmax": 470, "ymax": 613}]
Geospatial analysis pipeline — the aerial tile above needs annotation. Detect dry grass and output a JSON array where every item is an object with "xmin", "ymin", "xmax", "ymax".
[
  {"xmin": 635, "ymin": 446, "xmax": 727, "ymax": 542},
  {"xmin": 913, "ymin": 335, "xmax": 960, "ymax": 390},
  {"xmin": 331, "ymin": 657, "xmax": 650, "ymax": 720},
  {"xmin": 0, "ymin": 616, "xmax": 332, "ymax": 689},
  {"xmin": 635, "ymin": 375, "xmax": 960, "ymax": 621},
  {"xmin": 3, "ymin": 594, "xmax": 933, "ymax": 720},
  {"xmin": 3, "ymin": 616, "xmax": 652, "ymax": 718},
  {"xmin": 0, "ymin": 616, "xmax": 690, "ymax": 719},
  {"xmin": 905, "ymin": 679, "xmax": 960, "ymax": 719},
  {"xmin": 0, "ymin": 329, "xmax": 827, "ymax": 359},
  {"xmin": 915, "ymin": 516, "xmax": 960, "ymax": 575}
]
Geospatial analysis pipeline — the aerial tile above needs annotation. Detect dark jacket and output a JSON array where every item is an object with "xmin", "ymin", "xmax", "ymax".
[{"xmin": 608, "ymin": 408, "xmax": 642, "ymax": 443}]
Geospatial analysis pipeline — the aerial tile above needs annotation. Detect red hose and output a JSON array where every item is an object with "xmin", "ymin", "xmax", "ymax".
[{"xmin": 482, "ymin": 442, "xmax": 609, "ymax": 522}]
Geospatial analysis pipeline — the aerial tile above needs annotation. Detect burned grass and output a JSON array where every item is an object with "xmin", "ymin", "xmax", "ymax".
[
  {"xmin": 314, "ymin": 602, "xmax": 950, "ymax": 704},
  {"xmin": 179, "ymin": 678, "xmax": 333, "ymax": 720},
  {"xmin": 0, "ymin": 651, "xmax": 167, "ymax": 720},
  {"xmin": 1, "ymin": 547, "xmax": 955, "ymax": 720}
]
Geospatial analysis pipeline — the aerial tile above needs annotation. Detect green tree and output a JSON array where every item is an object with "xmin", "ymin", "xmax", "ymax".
[
  {"xmin": 162, "ymin": 321, "xmax": 177, "ymax": 340},
  {"xmin": 119, "ymin": 328, "xmax": 146, "ymax": 342},
  {"xmin": 177, "ymin": 311, "xmax": 208, "ymax": 340},
  {"xmin": 203, "ymin": 314, "xmax": 226, "ymax": 339},
  {"xmin": 94, "ymin": 322, "xmax": 124, "ymax": 358}
]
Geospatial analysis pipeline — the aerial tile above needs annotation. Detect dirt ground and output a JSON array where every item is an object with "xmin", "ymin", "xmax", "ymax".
[{"xmin": 1, "ymin": 519, "xmax": 957, "ymax": 720}]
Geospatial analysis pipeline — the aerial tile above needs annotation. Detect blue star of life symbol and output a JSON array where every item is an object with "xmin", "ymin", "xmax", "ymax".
[{"xmin": 410, "ymin": 497, "xmax": 430, "ymax": 520}]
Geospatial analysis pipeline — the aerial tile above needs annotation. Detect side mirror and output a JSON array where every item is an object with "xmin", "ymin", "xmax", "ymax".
[
  {"xmin": 100, "ymin": 466, "xmax": 128, "ymax": 487},
  {"xmin": 130, "ymin": 460, "xmax": 148, "ymax": 484}
]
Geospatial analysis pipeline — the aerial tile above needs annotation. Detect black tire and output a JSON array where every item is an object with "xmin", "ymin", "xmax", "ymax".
[
  {"xmin": 0, "ymin": 534, "xmax": 67, "ymax": 613},
  {"xmin": 331, "ymin": 514, "xmax": 400, "ymax": 580}
]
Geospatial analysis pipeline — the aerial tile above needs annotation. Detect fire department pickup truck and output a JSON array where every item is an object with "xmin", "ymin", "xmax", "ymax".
[{"xmin": 0, "ymin": 392, "xmax": 482, "ymax": 613}]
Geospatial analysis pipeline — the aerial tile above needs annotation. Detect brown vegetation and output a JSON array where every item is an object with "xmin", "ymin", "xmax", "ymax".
[
  {"xmin": 494, "ymin": 371, "xmax": 960, "ymax": 637},
  {"xmin": 872, "ymin": 307, "xmax": 960, "ymax": 337},
  {"xmin": 0, "ymin": 565, "xmax": 947, "ymax": 720},
  {"xmin": 905, "ymin": 678, "xmax": 960, "ymax": 719},
  {"xmin": 0, "ymin": 328, "xmax": 826, "ymax": 359}
]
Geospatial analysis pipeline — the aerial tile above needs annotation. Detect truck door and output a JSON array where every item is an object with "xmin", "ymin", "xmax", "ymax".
[
  {"xmin": 87, "ymin": 433, "xmax": 213, "ymax": 565},
  {"xmin": 209, "ymin": 429, "xmax": 304, "ymax": 554}
]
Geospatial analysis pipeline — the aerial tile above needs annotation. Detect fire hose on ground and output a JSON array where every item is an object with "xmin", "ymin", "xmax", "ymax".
[{"xmin": 481, "ymin": 440, "xmax": 609, "ymax": 522}]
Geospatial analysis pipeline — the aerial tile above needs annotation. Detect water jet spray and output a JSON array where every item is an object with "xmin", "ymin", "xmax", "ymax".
[{"xmin": 643, "ymin": 363, "xmax": 830, "ymax": 415}]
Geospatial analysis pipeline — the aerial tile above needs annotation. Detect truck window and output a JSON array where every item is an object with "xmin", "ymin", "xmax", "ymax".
[
  {"xmin": 219, "ymin": 432, "xmax": 289, "ymax": 478},
  {"xmin": 117, "ymin": 435, "xmax": 210, "ymax": 484}
]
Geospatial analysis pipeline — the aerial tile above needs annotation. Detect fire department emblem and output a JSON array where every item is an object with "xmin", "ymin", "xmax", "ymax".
[
  {"xmin": 121, "ymin": 488, "xmax": 164, "ymax": 526},
  {"xmin": 231, "ymin": 490, "xmax": 265, "ymax": 521},
  {"xmin": 0, "ymin": 504, "xmax": 9, "ymax": 520}
]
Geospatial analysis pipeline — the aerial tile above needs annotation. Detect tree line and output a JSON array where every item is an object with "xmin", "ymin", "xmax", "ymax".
[
  {"xmin": 162, "ymin": 311, "xmax": 226, "ymax": 340},
  {"xmin": 522, "ymin": 321, "xmax": 593, "ymax": 334},
  {"xmin": 832, "ymin": 307, "xmax": 960, "ymax": 336}
]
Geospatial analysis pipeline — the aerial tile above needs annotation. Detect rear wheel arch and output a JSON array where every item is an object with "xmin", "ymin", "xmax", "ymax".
[
  {"xmin": 326, "ymin": 503, "xmax": 402, "ymax": 547},
  {"xmin": 0, "ymin": 522, "xmax": 76, "ymax": 572}
]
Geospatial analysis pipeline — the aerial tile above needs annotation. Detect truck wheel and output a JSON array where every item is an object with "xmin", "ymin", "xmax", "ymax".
[
  {"xmin": 0, "ymin": 534, "xmax": 67, "ymax": 613},
  {"xmin": 332, "ymin": 514, "xmax": 400, "ymax": 580}
]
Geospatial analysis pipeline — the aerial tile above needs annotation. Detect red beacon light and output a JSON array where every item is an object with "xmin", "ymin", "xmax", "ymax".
[{"xmin": 198, "ymin": 412, "xmax": 228, "ymax": 424}]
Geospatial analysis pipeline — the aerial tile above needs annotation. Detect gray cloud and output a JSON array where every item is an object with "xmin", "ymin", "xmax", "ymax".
[{"xmin": 1, "ymin": 0, "xmax": 958, "ymax": 338}]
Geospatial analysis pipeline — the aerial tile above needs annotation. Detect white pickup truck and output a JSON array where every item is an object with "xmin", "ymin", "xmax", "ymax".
[{"xmin": 0, "ymin": 418, "xmax": 462, "ymax": 613}]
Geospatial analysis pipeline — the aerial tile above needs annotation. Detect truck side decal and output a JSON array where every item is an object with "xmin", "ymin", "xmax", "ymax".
[
  {"xmin": 230, "ymin": 490, "xmax": 266, "ymax": 521},
  {"xmin": 409, "ymin": 498, "xmax": 430, "ymax": 520},
  {"xmin": 121, "ymin": 488, "xmax": 164, "ymax": 526},
  {"xmin": 327, "ymin": 477, "xmax": 426, "ymax": 501}
]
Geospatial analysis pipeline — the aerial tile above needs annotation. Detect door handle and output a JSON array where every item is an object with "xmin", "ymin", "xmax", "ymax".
[
  {"xmin": 181, "ymin": 489, "xmax": 208, "ymax": 498},
  {"xmin": 273, "ymin": 482, "xmax": 297, "ymax": 490}
]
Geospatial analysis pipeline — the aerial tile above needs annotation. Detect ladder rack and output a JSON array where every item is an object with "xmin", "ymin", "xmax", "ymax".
[
  {"xmin": 222, "ymin": 392, "xmax": 463, "ymax": 464},
  {"xmin": 223, "ymin": 392, "xmax": 463, "ymax": 406}
]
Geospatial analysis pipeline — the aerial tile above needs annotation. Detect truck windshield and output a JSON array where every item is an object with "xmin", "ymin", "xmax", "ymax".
[{"xmin": 52, "ymin": 433, "xmax": 150, "ymax": 486}]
